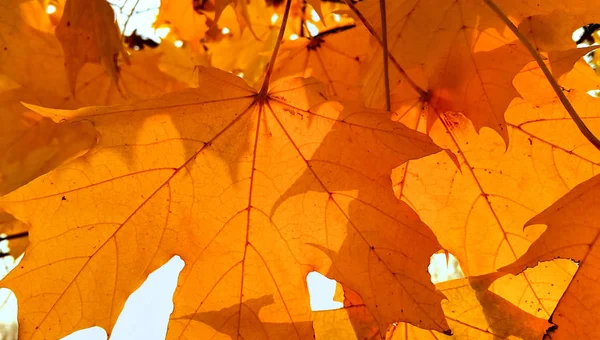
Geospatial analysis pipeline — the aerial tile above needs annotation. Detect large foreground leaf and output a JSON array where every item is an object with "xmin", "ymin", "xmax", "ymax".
[{"xmin": 0, "ymin": 68, "xmax": 450, "ymax": 339}]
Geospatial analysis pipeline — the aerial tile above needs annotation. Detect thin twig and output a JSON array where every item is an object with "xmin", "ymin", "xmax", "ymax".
[
  {"xmin": 483, "ymin": 0, "xmax": 600, "ymax": 150},
  {"xmin": 259, "ymin": 0, "xmax": 293, "ymax": 96},
  {"xmin": 132, "ymin": 7, "xmax": 159, "ymax": 16},
  {"xmin": 313, "ymin": 24, "xmax": 355, "ymax": 39},
  {"xmin": 379, "ymin": 0, "xmax": 391, "ymax": 110},
  {"xmin": 121, "ymin": 0, "xmax": 141, "ymax": 39},
  {"xmin": 342, "ymin": 0, "xmax": 429, "ymax": 99},
  {"xmin": 0, "ymin": 232, "xmax": 29, "ymax": 242}
]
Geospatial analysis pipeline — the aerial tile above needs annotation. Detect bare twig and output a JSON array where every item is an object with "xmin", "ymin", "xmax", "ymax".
[
  {"xmin": 484, "ymin": 0, "xmax": 600, "ymax": 150},
  {"xmin": 121, "ymin": 0, "xmax": 141, "ymax": 39},
  {"xmin": 259, "ymin": 0, "xmax": 293, "ymax": 96},
  {"xmin": 379, "ymin": 0, "xmax": 391, "ymax": 110},
  {"xmin": 0, "ymin": 232, "xmax": 28, "ymax": 242},
  {"xmin": 342, "ymin": 0, "xmax": 429, "ymax": 99}
]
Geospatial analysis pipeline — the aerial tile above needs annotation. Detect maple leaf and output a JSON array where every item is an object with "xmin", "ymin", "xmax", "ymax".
[
  {"xmin": 205, "ymin": 0, "xmax": 285, "ymax": 86},
  {"xmin": 0, "ymin": 66, "xmax": 451, "ymax": 339},
  {"xmin": 0, "ymin": 0, "xmax": 187, "ymax": 195},
  {"xmin": 353, "ymin": 0, "xmax": 540, "ymax": 144},
  {"xmin": 390, "ymin": 56, "xmax": 599, "ymax": 316},
  {"xmin": 214, "ymin": 0, "xmax": 256, "ymax": 37},
  {"xmin": 0, "ymin": 0, "xmax": 67, "ymax": 96},
  {"xmin": 519, "ymin": 3, "xmax": 600, "ymax": 53},
  {"xmin": 56, "ymin": 0, "xmax": 128, "ymax": 92},
  {"xmin": 351, "ymin": 0, "xmax": 600, "ymax": 147},
  {"xmin": 501, "ymin": 173, "xmax": 600, "ymax": 339}
]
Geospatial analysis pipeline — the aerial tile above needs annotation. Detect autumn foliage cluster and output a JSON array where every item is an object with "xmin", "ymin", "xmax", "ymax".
[{"xmin": 2, "ymin": 0, "xmax": 600, "ymax": 339}]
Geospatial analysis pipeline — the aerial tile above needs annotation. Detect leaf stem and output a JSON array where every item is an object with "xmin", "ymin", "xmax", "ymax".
[
  {"xmin": 379, "ymin": 0, "xmax": 391, "ymax": 110},
  {"xmin": 483, "ymin": 0, "xmax": 600, "ymax": 150},
  {"xmin": 259, "ymin": 0, "xmax": 293, "ymax": 96},
  {"xmin": 342, "ymin": 0, "xmax": 429, "ymax": 100}
]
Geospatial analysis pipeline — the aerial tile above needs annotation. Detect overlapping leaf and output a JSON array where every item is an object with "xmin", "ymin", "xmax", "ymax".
[
  {"xmin": 155, "ymin": 0, "xmax": 210, "ymax": 42},
  {"xmin": 206, "ymin": 0, "xmax": 279, "ymax": 86},
  {"xmin": 354, "ymin": 0, "xmax": 600, "ymax": 145},
  {"xmin": 272, "ymin": 24, "xmax": 372, "ymax": 102},
  {"xmin": 391, "ymin": 57, "xmax": 597, "ymax": 315},
  {"xmin": 519, "ymin": 3, "xmax": 600, "ymax": 53},
  {"xmin": 0, "ymin": 0, "xmax": 66, "ymax": 95},
  {"xmin": 213, "ymin": 0, "xmax": 255, "ymax": 36},
  {"xmin": 502, "ymin": 174, "xmax": 600, "ymax": 339},
  {"xmin": 0, "ymin": 0, "xmax": 187, "ymax": 196},
  {"xmin": 355, "ymin": 0, "xmax": 550, "ymax": 143},
  {"xmin": 56, "ymin": 0, "xmax": 127, "ymax": 92}
]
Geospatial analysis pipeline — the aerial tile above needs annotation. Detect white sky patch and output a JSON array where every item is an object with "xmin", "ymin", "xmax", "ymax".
[
  {"xmin": 109, "ymin": 0, "xmax": 161, "ymax": 41},
  {"xmin": 111, "ymin": 256, "xmax": 184, "ymax": 339},
  {"xmin": 428, "ymin": 253, "xmax": 464, "ymax": 284},
  {"xmin": 306, "ymin": 272, "xmax": 343, "ymax": 311}
]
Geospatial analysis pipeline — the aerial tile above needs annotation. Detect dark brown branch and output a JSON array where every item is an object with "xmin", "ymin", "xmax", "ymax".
[
  {"xmin": 0, "ymin": 231, "xmax": 29, "ymax": 242},
  {"xmin": 379, "ymin": 0, "xmax": 391, "ymax": 110}
]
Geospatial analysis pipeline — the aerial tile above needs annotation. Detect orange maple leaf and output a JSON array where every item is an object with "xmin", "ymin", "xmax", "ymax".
[
  {"xmin": 0, "ymin": 66, "xmax": 452, "ymax": 339},
  {"xmin": 0, "ymin": 0, "xmax": 187, "ymax": 197}
]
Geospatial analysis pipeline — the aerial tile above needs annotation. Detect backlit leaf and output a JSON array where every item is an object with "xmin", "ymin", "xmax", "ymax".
[
  {"xmin": 0, "ymin": 68, "xmax": 450, "ymax": 339},
  {"xmin": 502, "ymin": 173, "xmax": 600, "ymax": 339},
  {"xmin": 56, "ymin": 0, "xmax": 127, "ymax": 92}
]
